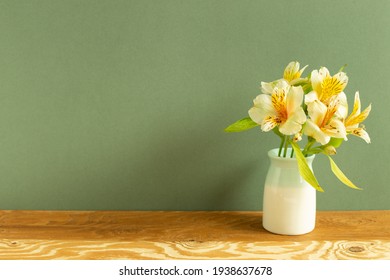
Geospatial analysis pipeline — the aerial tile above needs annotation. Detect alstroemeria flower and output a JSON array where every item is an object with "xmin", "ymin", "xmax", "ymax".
[
  {"xmin": 343, "ymin": 91, "xmax": 371, "ymax": 143},
  {"xmin": 261, "ymin": 61, "xmax": 308, "ymax": 94},
  {"xmin": 303, "ymin": 96, "xmax": 347, "ymax": 145},
  {"xmin": 306, "ymin": 67, "xmax": 348, "ymax": 105},
  {"xmin": 249, "ymin": 81, "xmax": 306, "ymax": 135},
  {"xmin": 283, "ymin": 61, "xmax": 308, "ymax": 85}
]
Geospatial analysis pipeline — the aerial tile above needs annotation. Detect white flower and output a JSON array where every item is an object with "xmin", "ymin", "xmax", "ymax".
[
  {"xmin": 303, "ymin": 96, "xmax": 347, "ymax": 145},
  {"xmin": 249, "ymin": 81, "xmax": 306, "ymax": 135}
]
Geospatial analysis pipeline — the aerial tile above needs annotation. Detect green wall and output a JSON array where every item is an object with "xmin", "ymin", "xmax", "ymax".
[{"xmin": 0, "ymin": 0, "xmax": 388, "ymax": 210}]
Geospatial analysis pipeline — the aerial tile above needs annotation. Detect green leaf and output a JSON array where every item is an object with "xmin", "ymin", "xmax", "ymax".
[
  {"xmin": 224, "ymin": 117, "xmax": 258, "ymax": 132},
  {"xmin": 291, "ymin": 142, "xmax": 324, "ymax": 192},
  {"xmin": 327, "ymin": 156, "xmax": 362, "ymax": 190}
]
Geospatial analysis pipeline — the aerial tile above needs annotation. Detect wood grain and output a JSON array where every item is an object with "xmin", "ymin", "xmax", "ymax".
[{"xmin": 0, "ymin": 211, "xmax": 389, "ymax": 259}]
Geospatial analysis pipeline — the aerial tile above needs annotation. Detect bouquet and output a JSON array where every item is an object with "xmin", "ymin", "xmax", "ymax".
[{"xmin": 225, "ymin": 61, "xmax": 371, "ymax": 192}]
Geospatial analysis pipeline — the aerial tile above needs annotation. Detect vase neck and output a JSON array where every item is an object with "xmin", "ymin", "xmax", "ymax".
[{"xmin": 268, "ymin": 148, "xmax": 315, "ymax": 168}]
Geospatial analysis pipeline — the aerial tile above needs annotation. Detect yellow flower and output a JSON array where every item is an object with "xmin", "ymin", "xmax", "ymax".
[
  {"xmin": 283, "ymin": 61, "xmax": 308, "ymax": 84},
  {"xmin": 260, "ymin": 61, "xmax": 308, "ymax": 94},
  {"xmin": 303, "ymin": 96, "xmax": 347, "ymax": 145},
  {"xmin": 308, "ymin": 67, "xmax": 348, "ymax": 105},
  {"xmin": 343, "ymin": 91, "xmax": 371, "ymax": 143},
  {"xmin": 249, "ymin": 81, "xmax": 306, "ymax": 135}
]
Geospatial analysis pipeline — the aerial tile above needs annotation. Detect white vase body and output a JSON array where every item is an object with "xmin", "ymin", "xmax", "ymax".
[{"xmin": 262, "ymin": 148, "xmax": 316, "ymax": 235}]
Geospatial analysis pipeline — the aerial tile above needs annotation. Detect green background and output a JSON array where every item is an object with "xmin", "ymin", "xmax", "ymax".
[{"xmin": 0, "ymin": 0, "xmax": 388, "ymax": 210}]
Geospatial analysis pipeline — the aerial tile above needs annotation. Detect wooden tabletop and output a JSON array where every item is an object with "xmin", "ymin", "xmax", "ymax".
[{"xmin": 0, "ymin": 210, "xmax": 389, "ymax": 260}]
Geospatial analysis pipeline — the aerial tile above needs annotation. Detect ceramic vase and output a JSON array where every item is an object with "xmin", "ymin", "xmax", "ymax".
[{"xmin": 262, "ymin": 148, "xmax": 316, "ymax": 235}]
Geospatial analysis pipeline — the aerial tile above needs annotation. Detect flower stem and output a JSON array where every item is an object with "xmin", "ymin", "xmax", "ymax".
[
  {"xmin": 278, "ymin": 135, "xmax": 285, "ymax": 157},
  {"xmin": 283, "ymin": 135, "xmax": 289, "ymax": 158},
  {"xmin": 303, "ymin": 137, "xmax": 316, "ymax": 157}
]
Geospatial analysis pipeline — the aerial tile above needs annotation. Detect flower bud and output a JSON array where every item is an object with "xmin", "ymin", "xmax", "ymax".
[{"xmin": 324, "ymin": 146, "xmax": 337, "ymax": 155}]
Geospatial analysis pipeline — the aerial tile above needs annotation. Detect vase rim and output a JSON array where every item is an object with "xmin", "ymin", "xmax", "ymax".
[{"xmin": 268, "ymin": 148, "xmax": 315, "ymax": 161}]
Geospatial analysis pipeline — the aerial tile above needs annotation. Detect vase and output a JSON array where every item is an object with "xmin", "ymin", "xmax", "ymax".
[{"xmin": 262, "ymin": 148, "xmax": 316, "ymax": 235}]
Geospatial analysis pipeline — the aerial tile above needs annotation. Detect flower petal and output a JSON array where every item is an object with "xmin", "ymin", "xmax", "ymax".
[
  {"xmin": 286, "ymin": 86, "xmax": 304, "ymax": 113},
  {"xmin": 334, "ymin": 71, "xmax": 348, "ymax": 88},
  {"xmin": 335, "ymin": 92, "xmax": 348, "ymax": 119},
  {"xmin": 355, "ymin": 104, "xmax": 371, "ymax": 123},
  {"xmin": 274, "ymin": 79, "xmax": 290, "ymax": 91},
  {"xmin": 307, "ymin": 99, "xmax": 327, "ymax": 126},
  {"xmin": 349, "ymin": 91, "xmax": 361, "ymax": 118},
  {"xmin": 303, "ymin": 119, "xmax": 330, "ymax": 145},
  {"xmin": 310, "ymin": 70, "xmax": 322, "ymax": 94},
  {"xmin": 350, "ymin": 127, "xmax": 371, "ymax": 143},
  {"xmin": 323, "ymin": 119, "xmax": 347, "ymax": 139},
  {"xmin": 293, "ymin": 106, "xmax": 306, "ymax": 124},
  {"xmin": 345, "ymin": 92, "xmax": 371, "ymax": 126},
  {"xmin": 261, "ymin": 116, "xmax": 279, "ymax": 132},
  {"xmin": 320, "ymin": 74, "xmax": 348, "ymax": 102},
  {"xmin": 298, "ymin": 64, "xmax": 308, "ymax": 76},
  {"xmin": 261, "ymin": 82, "xmax": 275, "ymax": 94},
  {"xmin": 253, "ymin": 94, "xmax": 275, "ymax": 113},
  {"xmin": 305, "ymin": 91, "xmax": 319, "ymax": 104},
  {"xmin": 318, "ymin": 67, "xmax": 330, "ymax": 78},
  {"xmin": 283, "ymin": 61, "xmax": 300, "ymax": 80},
  {"xmin": 248, "ymin": 107, "xmax": 265, "ymax": 124},
  {"xmin": 279, "ymin": 108, "xmax": 306, "ymax": 135}
]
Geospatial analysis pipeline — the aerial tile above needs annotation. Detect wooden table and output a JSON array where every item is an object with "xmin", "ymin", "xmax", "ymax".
[{"xmin": 0, "ymin": 210, "xmax": 389, "ymax": 259}]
